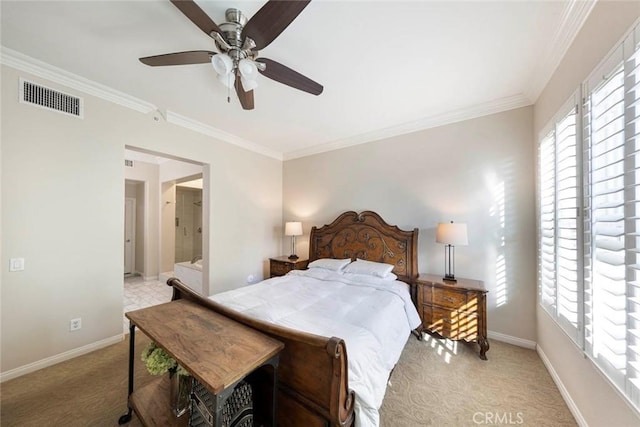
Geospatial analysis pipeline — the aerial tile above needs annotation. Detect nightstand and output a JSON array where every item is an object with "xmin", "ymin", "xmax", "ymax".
[
  {"xmin": 415, "ymin": 274, "xmax": 489, "ymax": 360},
  {"xmin": 269, "ymin": 256, "xmax": 309, "ymax": 278}
]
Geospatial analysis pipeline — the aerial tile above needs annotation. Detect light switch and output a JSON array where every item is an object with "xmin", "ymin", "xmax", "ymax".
[{"xmin": 10, "ymin": 258, "xmax": 25, "ymax": 272}]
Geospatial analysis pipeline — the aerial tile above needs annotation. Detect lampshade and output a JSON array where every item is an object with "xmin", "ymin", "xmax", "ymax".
[
  {"xmin": 238, "ymin": 58, "xmax": 258, "ymax": 79},
  {"xmin": 217, "ymin": 72, "xmax": 235, "ymax": 88},
  {"xmin": 237, "ymin": 59, "xmax": 258, "ymax": 91},
  {"xmin": 436, "ymin": 222, "xmax": 468, "ymax": 246},
  {"xmin": 241, "ymin": 76, "xmax": 258, "ymax": 91},
  {"xmin": 285, "ymin": 221, "xmax": 303, "ymax": 236},
  {"xmin": 211, "ymin": 53, "xmax": 233, "ymax": 76}
]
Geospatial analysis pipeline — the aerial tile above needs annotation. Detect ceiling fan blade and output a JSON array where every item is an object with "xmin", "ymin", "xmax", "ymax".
[
  {"xmin": 242, "ymin": 0, "xmax": 311, "ymax": 50},
  {"xmin": 235, "ymin": 70, "xmax": 255, "ymax": 110},
  {"xmin": 256, "ymin": 58, "xmax": 323, "ymax": 96},
  {"xmin": 170, "ymin": 0, "xmax": 222, "ymax": 38},
  {"xmin": 139, "ymin": 51, "xmax": 215, "ymax": 66}
]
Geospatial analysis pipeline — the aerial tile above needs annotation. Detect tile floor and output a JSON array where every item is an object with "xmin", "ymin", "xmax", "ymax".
[{"xmin": 123, "ymin": 275, "xmax": 174, "ymax": 333}]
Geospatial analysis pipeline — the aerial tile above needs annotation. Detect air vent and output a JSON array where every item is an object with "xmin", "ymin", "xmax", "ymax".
[
  {"xmin": 20, "ymin": 78, "xmax": 83, "ymax": 118},
  {"xmin": 125, "ymin": 159, "xmax": 134, "ymax": 167}
]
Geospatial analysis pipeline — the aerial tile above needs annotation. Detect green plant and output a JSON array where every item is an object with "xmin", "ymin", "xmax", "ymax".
[{"xmin": 141, "ymin": 342, "xmax": 189, "ymax": 376}]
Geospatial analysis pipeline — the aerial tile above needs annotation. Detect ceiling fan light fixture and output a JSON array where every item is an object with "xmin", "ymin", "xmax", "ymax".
[
  {"xmin": 238, "ymin": 58, "xmax": 258, "ymax": 79},
  {"xmin": 211, "ymin": 53, "xmax": 233, "ymax": 76},
  {"xmin": 241, "ymin": 76, "xmax": 258, "ymax": 91},
  {"xmin": 217, "ymin": 72, "xmax": 236, "ymax": 88}
]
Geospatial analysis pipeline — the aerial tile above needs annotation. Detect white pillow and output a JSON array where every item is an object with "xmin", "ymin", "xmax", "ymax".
[
  {"xmin": 343, "ymin": 259, "xmax": 395, "ymax": 278},
  {"xmin": 307, "ymin": 258, "xmax": 352, "ymax": 272},
  {"xmin": 384, "ymin": 272, "xmax": 398, "ymax": 281},
  {"xmin": 343, "ymin": 272, "xmax": 398, "ymax": 282}
]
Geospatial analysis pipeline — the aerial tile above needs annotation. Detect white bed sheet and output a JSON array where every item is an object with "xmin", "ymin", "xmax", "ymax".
[{"xmin": 209, "ymin": 268, "xmax": 421, "ymax": 427}]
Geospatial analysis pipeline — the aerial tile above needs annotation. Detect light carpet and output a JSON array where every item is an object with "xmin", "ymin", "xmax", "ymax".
[
  {"xmin": 1, "ymin": 332, "xmax": 575, "ymax": 426},
  {"xmin": 380, "ymin": 335, "xmax": 576, "ymax": 426}
]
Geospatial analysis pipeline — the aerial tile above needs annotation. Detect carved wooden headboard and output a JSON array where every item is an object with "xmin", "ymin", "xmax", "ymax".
[{"xmin": 309, "ymin": 211, "xmax": 419, "ymax": 283}]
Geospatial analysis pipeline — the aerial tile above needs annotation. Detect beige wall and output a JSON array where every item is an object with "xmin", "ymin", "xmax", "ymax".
[
  {"xmin": 0, "ymin": 65, "xmax": 282, "ymax": 374},
  {"xmin": 160, "ymin": 159, "xmax": 202, "ymax": 183},
  {"xmin": 284, "ymin": 106, "xmax": 537, "ymax": 342},
  {"xmin": 534, "ymin": 1, "xmax": 640, "ymax": 425}
]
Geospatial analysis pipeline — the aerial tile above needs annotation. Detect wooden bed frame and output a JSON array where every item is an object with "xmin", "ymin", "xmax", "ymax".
[{"xmin": 167, "ymin": 210, "xmax": 419, "ymax": 427}]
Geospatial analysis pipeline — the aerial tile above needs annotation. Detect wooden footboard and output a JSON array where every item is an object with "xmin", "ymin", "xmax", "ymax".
[{"xmin": 167, "ymin": 277, "xmax": 355, "ymax": 427}]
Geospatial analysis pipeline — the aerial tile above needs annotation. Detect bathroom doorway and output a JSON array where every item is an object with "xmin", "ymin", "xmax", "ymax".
[{"xmin": 123, "ymin": 147, "xmax": 210, "ymax": 332}]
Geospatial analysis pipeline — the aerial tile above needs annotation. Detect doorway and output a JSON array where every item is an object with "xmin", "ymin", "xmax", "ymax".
[
  {"xmin": 123, "ymin": 147, "xmax": 210, "ymax": 331},
  {"xmin": 124, "ymin": 179, "xmax": 145, "ymax": 276},
  {"xmin": 124, "ymin": 197, "xmax": 135, "ymax": 275}
]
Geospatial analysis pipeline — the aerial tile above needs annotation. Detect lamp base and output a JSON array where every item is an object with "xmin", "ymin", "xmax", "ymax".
[
  {"xmin": 288, "ymin": 254, "xmax": 299, "ymax": 260},
  {"xmin": 443, "ymin": 274, "xmax": 457, "ymax": 283}
]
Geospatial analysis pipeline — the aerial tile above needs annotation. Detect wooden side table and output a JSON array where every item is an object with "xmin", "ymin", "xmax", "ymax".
[
  {"xmin": 269, "ymin": 256, "xmax": 308, "ymax": 278},
  {"xmin": 415, "ymin": 274, "xmax": 489, "ymax": 360},
  {"xmin": 118, "ymin": 299, "xmax": 284, "ymax": 426}
]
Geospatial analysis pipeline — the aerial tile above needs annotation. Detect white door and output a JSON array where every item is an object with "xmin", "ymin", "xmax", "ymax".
[{"xmin": 124, "ymin": 198, "xmax": 136, "ymax": 275}]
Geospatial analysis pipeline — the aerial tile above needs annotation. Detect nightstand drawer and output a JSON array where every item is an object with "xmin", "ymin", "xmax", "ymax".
[
  {"xmin": 422, "ymin": 306, "xmax": 451, "ymax": 337},
  {"xmin": 270, "ymin": 260, "xmax": 292, "ymax": 277},
  {"xmin": 422, "ymin": 306, "xmax": 478, "ymax": 341},
  {"xmin": 431, "ymin": 287, "xmax": 467, "ymax": 309}
]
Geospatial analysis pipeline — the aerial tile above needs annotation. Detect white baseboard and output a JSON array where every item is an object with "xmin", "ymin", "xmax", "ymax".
[
  {"xmin": 0, "ymin": 334, "xmax": 123, "ymax": 383},
  {"xmin": 143, "ymin": 274, "xmax": 159, "ymax": 281},
  {"xmin": 536, "ymin": 345, "xmax": 587, "ymax": 427},
  {"xmin": 488, "ymin": 330, "xmax": 537, "ymax": 349}
]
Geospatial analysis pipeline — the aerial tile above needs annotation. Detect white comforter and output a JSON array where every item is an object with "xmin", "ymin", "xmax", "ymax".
[{"xmin": 210, "ymin": 268, "xmax": 422, "ymax": 427}]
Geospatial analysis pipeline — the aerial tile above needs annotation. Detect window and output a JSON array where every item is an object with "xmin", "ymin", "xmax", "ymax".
[
  {"xmin": 538, "ymin": 96, "xmax": 581, "ymax": 343},
  {"xmin": 584, "ymin": 60, "xmax": 627, "ymax": 383},
  {"xmin": 538, "ymin": 22, "xmax": 640, "ymax": 410}
]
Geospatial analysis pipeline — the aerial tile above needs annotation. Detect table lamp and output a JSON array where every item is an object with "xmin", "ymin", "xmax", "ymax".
[
  {"xmin": 285, "ymin": 221, "xmax": 303, "ymax": 260},
  {"xmin": 436, "ymin": 221, "xmax": 468, "ymax": 282}
]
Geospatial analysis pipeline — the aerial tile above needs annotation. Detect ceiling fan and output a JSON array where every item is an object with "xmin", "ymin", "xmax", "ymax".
[{"xmin": 139, "ymin": 0, "xmax": 323, "ymax": 110}]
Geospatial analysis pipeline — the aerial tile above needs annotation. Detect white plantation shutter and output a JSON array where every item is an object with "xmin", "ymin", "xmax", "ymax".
[
  {"xmin": 623, "ymin": 25, "xmax": 640, "ymax": 405},
  {"xmin": 537, "ymin": 99, "xmax": 581, "ymax": 343},
  {"xmin": 584, "ymin": 61, "xmax": 626, "ymax": 378},
  {"xmin": 538, "ymin": 20, "xmax": 640, "ymax": 411},
  {"xmin": 582, "ymin": 23, "xmax": 640, "ymax": 407},
  {"xmin": 539, "ymin": 131, "xmax": 557, "ymax": 312},
  {"xmin": 556, "ymin": 108, "xmax": 580, "ymax": 335}
]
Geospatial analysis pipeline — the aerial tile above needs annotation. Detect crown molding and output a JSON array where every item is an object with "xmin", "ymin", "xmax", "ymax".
[
  {"xmin": 1, "ymin": 46, "xmax": 156, "ymax": 114},
  {"xmin": 524, "ymin": 0, "xmax": 597, "ymax": 102},
  {"xmin": 283, "ymin": 94, "xmax": 532, "ymax": 161},
  {"xmin": 164, "ymin": 111, "xmax": 282, "ymax": 160},
  {"xmin": 0, "ymin": 47, "xmax": 542, "ymax": 163}
]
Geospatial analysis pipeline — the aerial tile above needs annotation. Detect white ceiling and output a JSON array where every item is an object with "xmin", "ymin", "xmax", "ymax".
[{"xmin": 1, "ymin": 1, "xmax": 594, "ymax": 159}]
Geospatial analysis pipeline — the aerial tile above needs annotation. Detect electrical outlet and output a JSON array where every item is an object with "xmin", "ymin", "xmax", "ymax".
[{"xmin": 69, "ymin": 318, "xmax": 82, "ymax": 332}]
